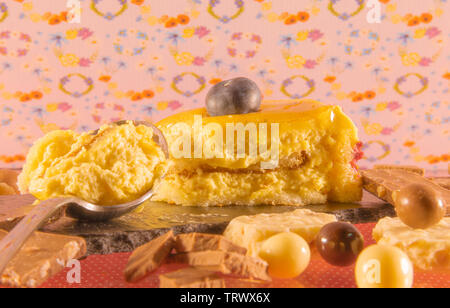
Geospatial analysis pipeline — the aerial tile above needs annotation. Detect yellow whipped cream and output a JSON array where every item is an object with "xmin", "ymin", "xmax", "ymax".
[{"xmin": 18, "ymin": 122, "xmax": 167, "ymax": 206}]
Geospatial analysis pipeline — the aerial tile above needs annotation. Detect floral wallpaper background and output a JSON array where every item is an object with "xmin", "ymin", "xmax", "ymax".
[{"xmin": 0, "ymin": 0, "xmax": 448, "ymax": 170}]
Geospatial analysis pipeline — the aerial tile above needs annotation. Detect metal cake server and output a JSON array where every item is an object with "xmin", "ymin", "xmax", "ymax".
[{"xmin": 0, "ymin": 121, "xmax": 169, "ymax": 275}]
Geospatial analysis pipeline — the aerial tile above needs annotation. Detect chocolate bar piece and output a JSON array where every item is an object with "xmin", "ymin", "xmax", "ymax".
[
  {"xmin": 0, "ymin": 184, "xmax": 15, "ymax": 195},
  {"xmin": 429, "ymin": 177, "xmax": 450, "ymax": 190},
  {"xmin": 361, "ymin": 168, "xmax": 450, "ymax": 215},
  {"xmin": 170, "ymin": 251, "xmax": 271, "ymax": 281},
  {"xmin": 0, "ymin": 169, "xmax": 19, "ymax": 195},
  {"xmin": 124, "ymin": 230, "xmax": 174, "ymax": 282},
  {"xmin": 0, "ymin": 230, "xmax": 86, "ymax": 288},
  {"xmin": 373, "ymin": 164, "xmax": 424, "ymax": 176},
  {"xmin": 174, "ymin": 233, "xmax": 247, "ymax": 255},
  {"xmin": 0, "ymin": 195, "xmax": 64, "ymax": 230},
  {"xmin": 159, "ymin": 267, "xmax": 225, "ymax": 288}
]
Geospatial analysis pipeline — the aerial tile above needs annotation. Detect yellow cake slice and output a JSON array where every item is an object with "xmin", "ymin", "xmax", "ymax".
[
  {"xmin": 18, "ymin": 122, "xmax": 168, "ymax": 206},
  {"xmin": 153, "ymin": 100, "xmax": 362, "ymax": 206},
  {"xmin": 373, "ymin": 217, "xmax": 450, "ymax": 270},
  {"xmin": 223, "ymin": 209, "xmax": 337, "ymax": 257}
]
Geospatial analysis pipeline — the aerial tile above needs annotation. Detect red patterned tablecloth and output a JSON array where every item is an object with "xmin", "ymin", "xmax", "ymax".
[{"xmin": 14, "ymin": 223, "xmax": 450, "ymax": 288}]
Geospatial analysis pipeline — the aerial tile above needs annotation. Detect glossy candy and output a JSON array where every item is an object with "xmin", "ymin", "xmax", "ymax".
[
  {"xmin": 355, "ymin": 244, "xmax": 414, "ymax": 288},
  {"xmin": 315, "ymin": 222, "xmax": 364, "ymax": 267},
  {"xmin": 259, "ymin": 232, "xmax": 310, "ymax": 279},
  {"xmin": 205, "ymin": 77, "xmax": 262, "ymax": 116},
  {"xmin": 394, "ymin": 183, "xmax": 446, "ymax": 229}
]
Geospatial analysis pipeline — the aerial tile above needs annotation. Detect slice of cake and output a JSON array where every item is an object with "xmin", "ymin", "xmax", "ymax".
[
  {"xmin": 373, "ymin": 217, "xmax": 450, "ymax": 271},
  {"xmin": 153, "ymin": 100, "xmax": 362, "ymax": 206}
]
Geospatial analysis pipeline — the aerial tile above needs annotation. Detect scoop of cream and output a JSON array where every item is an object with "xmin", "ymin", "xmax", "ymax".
[{"xmin": 18, "ymin": 122, "xmax": 168, "ymax": 206}]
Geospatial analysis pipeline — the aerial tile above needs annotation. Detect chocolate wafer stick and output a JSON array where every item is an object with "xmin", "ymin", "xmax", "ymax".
[
  {"xmin": 373, "ymin": 164, "xmax": 424, "ymax": 176},
  {"xmin": 124, "ymin": 230, "xmax": 174, "ymax": 282},
  {"xmin": 174, "ymin": 233, "xmax": 247, "ymax": 255},
  {"xmin": 170, "ymin": 250, "xmax": 271, "ymax": 281},
  {"xmin": 159, "ymin": 267, "xmax": 225, "ymax": 288}
]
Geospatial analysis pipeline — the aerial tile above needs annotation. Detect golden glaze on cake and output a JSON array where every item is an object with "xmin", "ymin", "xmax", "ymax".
[{"xmin": 153, "ymin": 100, "xmax": 362, "ymax": 206}]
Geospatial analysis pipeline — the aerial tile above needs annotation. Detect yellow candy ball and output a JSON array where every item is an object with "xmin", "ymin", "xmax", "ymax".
[
  {"xmin": 355, "ymin": 245, "xmax": 414, "ymax": 288},
  {"xmin": 259, "ymin": 232, "xmax": 310, "ymax": 279}
]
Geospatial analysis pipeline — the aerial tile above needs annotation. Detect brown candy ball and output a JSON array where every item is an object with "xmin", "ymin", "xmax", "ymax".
[
  {"xmin": 315, "ymin": 222, "xmax": 364, "ymax": 267},
  {"xmin": 394, "ymin": 183, "xmax": 446, "ymax": 229}
]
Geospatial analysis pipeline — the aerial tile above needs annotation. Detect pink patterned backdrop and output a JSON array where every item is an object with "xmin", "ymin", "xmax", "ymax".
[{"xmin": 0, "ymin": 0, "xmax": 448, "ymax": 170}]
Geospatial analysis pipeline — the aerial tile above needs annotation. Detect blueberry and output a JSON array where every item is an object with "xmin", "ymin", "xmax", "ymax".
[{"xmin": 206, "ymin": 77, "xmax": 262, "ymax": 116}]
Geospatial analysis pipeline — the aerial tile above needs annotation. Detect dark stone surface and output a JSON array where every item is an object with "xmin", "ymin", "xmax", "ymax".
[
  {"xmin": 332, "ymin": 203, "xmax": 396, "ymax": 224},
  {"xmin": 77, "ymin": 222, "xmax": 229, "ymax": 256},
  {"xmin": 0, "ymin": 192, "xmax": 396, "ymax": 256}
]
